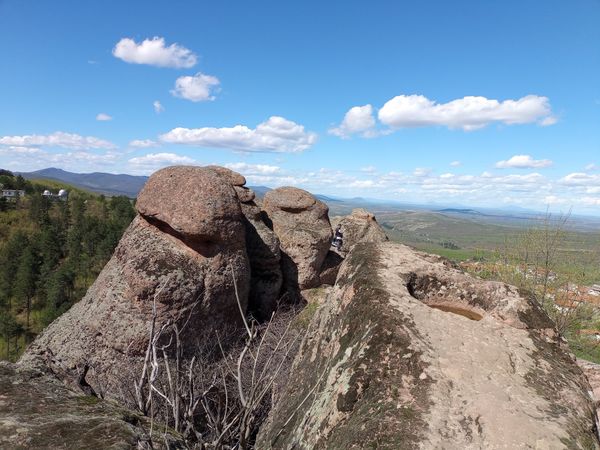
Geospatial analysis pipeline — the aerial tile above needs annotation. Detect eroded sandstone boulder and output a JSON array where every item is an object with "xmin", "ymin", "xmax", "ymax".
[
  {"xmin": 21, "ymin": 166, "xmax": 250, "ymax": 397},
  {"xmin": 258, "ymin": 242, "xmax": 599, "ymax": 449},
  {"xmin": 262, "ymin": 187, "xmax": 332, "ymax": 291}
]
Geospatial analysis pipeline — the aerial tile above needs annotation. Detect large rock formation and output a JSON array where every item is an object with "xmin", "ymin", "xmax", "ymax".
[
  {"xmin": 0, "ymin": 361, "xmax": 183, "ymax": 449},
  {"xmin": 21, "ymin": 166, "xmax": 251, "ymax": 397},
  {"xmin": 334, "ymin": 208, "xmax": 388, "ymax": 255},
  {"xmin": 258, "ymin": 242, "xmax": 599, "ymax": 449},
  {"xmin": 208, "ymin": 167, "xmax": 283, "ymax": 320},
  {"xmin": 262, "ymin": 187, "xmax": 332, "ymax": 291},
  {"xmin": 320, "ymin": 208, "xmax": 388, "ymax": 285}
]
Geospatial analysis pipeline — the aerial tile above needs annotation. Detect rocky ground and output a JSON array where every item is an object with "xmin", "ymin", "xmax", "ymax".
[{"xmin": 0, "ymin": 361, "xmax": 183, "ymax": 449}]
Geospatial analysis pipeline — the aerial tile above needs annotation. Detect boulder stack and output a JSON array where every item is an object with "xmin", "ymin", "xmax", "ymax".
[
  {"xmin": 207, "ymin": 166, "xmax": 283, "ymax": 320},
  {"xmin": 262, "ymin": 187, "xmax": 332, "ymax": 291}
]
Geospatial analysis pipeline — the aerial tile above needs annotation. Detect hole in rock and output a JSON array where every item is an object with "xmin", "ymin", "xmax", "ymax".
[
  {"xmin": 427, "ymin": 304, "xmax": 483, "ymax": 321},
  {"xmin": 406, "ymin": 273, "xmax": 484, "ymax": 321}
]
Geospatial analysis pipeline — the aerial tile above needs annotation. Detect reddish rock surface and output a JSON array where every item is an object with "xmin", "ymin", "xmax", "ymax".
[
  {"xmin": 262, "ymin": 187, "xmax": 332, "ymax": 291},
  {"xmin": 21, "ymin": 166, "xmax": 250, "ymax": 398}
]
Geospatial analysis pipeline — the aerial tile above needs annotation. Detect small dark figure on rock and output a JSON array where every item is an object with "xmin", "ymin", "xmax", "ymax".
[{"xmin": 332, "ymin": 225, "xmax": 343, "ymax": 250}]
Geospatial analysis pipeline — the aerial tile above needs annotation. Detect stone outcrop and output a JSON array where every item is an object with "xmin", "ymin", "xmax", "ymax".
[
  {"xmin": 333, "ymin": 208, "xmax": 388, "ymax": 255},
  {"xmin": 258, "ymin": 242, "xmax": 599, "ymax": 449},
  {"xmin": 0, "ymin": 361, "xmax": 183, "ymax": 449},
  {"xmin": 204, "ymin": 166, "xmax": 283, "ymax": 320},
  {"xmin": 21, "ymin": 166, "xmax": 250, "ymax": 397},
  {"xmin": 262, "ymin": 187, "xmax": 332, "ymax": 291},
  {"xmin": 578, "ymin": 359, "xmax": 600, "ymax": 419}
]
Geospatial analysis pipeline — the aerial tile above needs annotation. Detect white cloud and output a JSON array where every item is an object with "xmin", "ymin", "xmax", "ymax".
[
  {"xmin": 2, "ymin": 146, "xmax": 43, "ymax": 155},
  {"xmin": 413, "ymin": 167, "xmax": 431, "ymax": 177},
  {"xmin": 378, "ymin": 94, "xmax": 554, "ymax": 131},
  {"xmin": 581, "ymin": 196, "xmax": 600, "ymax": 206},
  {"xmin": 153, "ymin": 100, "xmax": 164, "ymax": 114},
  {"xmin": 128, "ymin": 153, "xmax": 195, "ymax": 172},
  {"xmin": 329, "ymin": 104, "xmax": 376, "ymax": 138},
  {"xmin": 113, "ymin": 37, "xmax": 197, "ymax": 68},
  {"xmin": 495, "ymin": 154, "xmax": 553, "ymax": 169},
  {"xmin": 225, "ymin": 162, "xmax": 282, "ymax": 175},
  {"xmin": 349, "ymin": 179, "xmax": 378, "ymax": 188},
  {"xmin": 544, "ymin": 195, "xmax": 566, "ymax": 205},
  {"xmin": 585, "ymin": 163, "xmax": 599, "ymax": 171},
  {"xmin": 171, "ymin": 72, "xmax": 220, "ymax": 102},
  {"xmin": 0, "ymin": 145, "xmax": 119, "ymax": 171},
  {"xmin": 0, "ymin": 131, "xmax": 116, "ymax": 150},
  {"xmin": 360, "ymin": 165, "xmax": 377, "ymax": 173},
  {"xmin": 560, "ymin": 172, "xmax": 600, "ymax": 186},
  {"xmin": 539, "ymin": 116, "xmax": 558, "ymax": 126},
  {"xmin": 160, "ymin": 116, "xmax": 317, "ymax": 153},
  {"xmin": 96, "ymin": 113, "xmax": 112, "ymax": 121},
  {"xmin": 450, "ymin": 160, "xmax": 461, "ymax": 167},
  {"xmin": 129, "ymin": 139, "xmax": 159, "ymax": 148}
]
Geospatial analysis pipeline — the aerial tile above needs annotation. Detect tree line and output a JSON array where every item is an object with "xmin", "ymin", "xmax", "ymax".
[{"xmin": 0, "ymin": 170, "xmax": 135, "ymax": 360}]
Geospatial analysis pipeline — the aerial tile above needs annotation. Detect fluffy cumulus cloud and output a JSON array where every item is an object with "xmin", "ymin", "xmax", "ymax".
[
  {"xmin": 129, "ymin": 139, "xmax": 159, "ymax": 148},
  {"xmin": 0, "ymin": 131, "xmax": 116, "ymax": 150},
  {"xmin": 0, "ymin": 146, "xmax": 119, "ymax": 172},
  {"xmin": 153, "ymin": 100, "xmax": 164, "ymax": 114},
  {"xmin": 331, "ymin": 94, "xmax": 556, "ymax": 137},
  {"xmin": 96, "ymin": 113, "xmax": 112, "ymax": 121},
  {"xmin": 225, "ymin": 162, "xmax": 282, "ymax": 175},
  {"xmin": 171, "ymin": 73, "xmax": 220, "ymax": 102},
  {"xmin": 160, "ymin": 116, "xmax": 317, "ymax": 153},
  {"xmin": 379, "ymin": 95, "xmax": 554, "ymax": 130},
  {"xmin": 495, "ymin": 154, "xmax": 553, "ymax": 169},
  {"xmin": 113, "ymin": 37, "xmax": 197, "ymax": 68},
  {"xmin": 128, "ymin": 152, "xmax": 196, "ymax": 172},
  {"xmin": 329, "ymin": 104, "xmax": 376, "ymax": 138}
]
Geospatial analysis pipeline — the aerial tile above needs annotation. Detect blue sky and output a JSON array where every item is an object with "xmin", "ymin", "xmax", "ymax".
[{"xmin": 1, "ymin": 0, "xmax": 599, "ymax": 213}]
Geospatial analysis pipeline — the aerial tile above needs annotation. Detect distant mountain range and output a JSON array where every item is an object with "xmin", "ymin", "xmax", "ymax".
[
  {"xmin": 19, "ymin": 168, "xmax": 148, "ymax": 197},
  {"xmin": 11, "ymin": 167, "xmax": 600, "ymax": 229},
  {"xmin": 16, "ymin": 168, "xmax": 345, "ymax": 204}
]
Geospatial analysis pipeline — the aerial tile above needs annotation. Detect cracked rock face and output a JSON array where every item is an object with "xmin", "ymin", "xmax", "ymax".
[
  {"xmin": 262, "ymin": 187, "xmax": 332, "ymax": 291},
  {"xmin": 206, "ymin": 166, "xmax": 283, "ymax": 320},
  {"xmin": 258, "ymin": 242, "xmax": 599, "ymax": 449},
  {"xmin": 20, "ymin": 166, "xmax": 250, "ymax": 398}
]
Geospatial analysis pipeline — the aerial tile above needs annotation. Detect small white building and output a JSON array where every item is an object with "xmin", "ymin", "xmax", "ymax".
[
  {"xmin": 42, "ymin": 189, "xmax": 68, "ymax": 201},
  {"xmin": 1, "ymin": 189, "xmax": 25, "ymax": 200}
]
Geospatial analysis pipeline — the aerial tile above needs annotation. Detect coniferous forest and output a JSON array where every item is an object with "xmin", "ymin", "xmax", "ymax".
[{"xmin": 0, "ymin": 169, "xmax": 135, "ymax": 361}]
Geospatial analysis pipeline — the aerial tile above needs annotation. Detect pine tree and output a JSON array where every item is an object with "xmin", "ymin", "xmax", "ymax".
[{"xmin": 14, "ymin": 245, "xmax": 38, "ymax": 329}]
